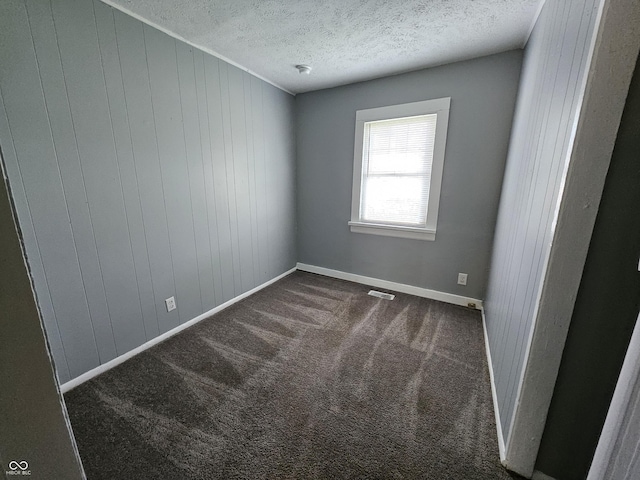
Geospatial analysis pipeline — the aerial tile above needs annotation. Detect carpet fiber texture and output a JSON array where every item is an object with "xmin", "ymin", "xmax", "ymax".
[{"xmin": 65, "ymin": 271, "xmax": 520, "ymax": 479}]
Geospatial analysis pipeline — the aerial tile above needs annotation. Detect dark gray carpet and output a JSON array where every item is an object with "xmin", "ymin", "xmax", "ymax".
[{"xmin": 65, "ymin": 271, "xmax": 520, "ymax": 479}]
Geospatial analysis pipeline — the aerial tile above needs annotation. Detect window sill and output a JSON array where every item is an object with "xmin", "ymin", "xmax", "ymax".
[{"xmin": 348, "ymin": 221, "xmax": 436, "ymax": 241}]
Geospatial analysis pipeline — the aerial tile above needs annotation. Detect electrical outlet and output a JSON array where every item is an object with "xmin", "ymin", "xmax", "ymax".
[
  {"xmin": 165, "ymin": 296, "xmax": 176, "ymax": 312},
  {"xmin": 457, "ymin": 273, "xmax": 468, "ymax": 286}
]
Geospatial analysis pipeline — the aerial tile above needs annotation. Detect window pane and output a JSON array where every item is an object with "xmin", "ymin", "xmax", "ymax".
[
  {"xmin": 360, "ymin": 114, "xmax": 436, "ymax": 226},
  {"xmin": 361, "ymin": 176, "xmax": 429, "ymax": 225},
  {"xmin": 365, "ymin": 114, "xmax": 436, "ymax": 175}
]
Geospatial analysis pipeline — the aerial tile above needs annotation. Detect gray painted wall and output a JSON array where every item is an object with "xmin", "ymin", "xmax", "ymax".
[
  {"xmin": 484, "ymin": 0, "xmax": 601, "ymax": 444},
  {"xmin": 295, "ymin": 51, "xmax": 523, "ymax": 300},
  {"xmin": 0, "ymin": 162, "xmax": 84, "ymax": 479},
  {"xmin": 536, "ymin": 51, "xmax": 640, "ymax": 480},
  {"xmin": 0, "ymin": 0, "xmax": 296, "ymax": 384}
]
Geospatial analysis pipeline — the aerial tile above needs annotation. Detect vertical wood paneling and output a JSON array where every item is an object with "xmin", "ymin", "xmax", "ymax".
[
  {"xmin": 218, "ymin": 62, "xmax": 243, "ymax": 296},
  {"xmin": 193, "ymin": 50, "xmax": 224, "ymax": 306},
  {"xmin": 0, "ymin": 0, "xmax": 296, "ymax": 380},
  {"xmin": 251, "ymin": 77, "xmax": 270, "ymax": 284},
  {"xmin": 0, "ymin": 0, "xmax": 100, "ymax": 378},
  {"xmin": 26, "ymin": 0, "xmax": 117, "ymax": 364},
  {"xmin": 263, "ymin": 86, "xmax": 278, "ymax": 277},
  {"xmin": 484, "ymin": 0, "xmax": 601, "ymax": 442},
  {"xmin": 244, "ymin": 73, "xmax": 260, "ymax": 287},
  {"xmin": 52, "ymin": 0, "xmax": 146, "ymax": 356},
  {"xmin": 176, "ymin": 42, "xmax": 216, "ymax": 313},
  {"xmin": 0, "ymin": 158, "xmax": 86, "ymax": 480},
  {"xmin": 114, "ymin": 10, "xmax": 179, "ymax": 335},
  {"xmin": 264, "ymin": 86, "xmax": 297, "ymax": 276},
  {"xmin": 144, "ymin": 25, "xmax": 201, "ymax": 324},
  {"xmin": 0, "ymin": 95, "xmax": 71, "ymax": 384},
  {"xmin": 227, "ymin": 66, "xmax": 254, "ymax": 292},
  {"xmin": 94, "ymin": 1, "xmax": 160, "ymax": 341},
  {"xmin": 204, "ymin": 55, "xmax": 236, "ymax": 303}
]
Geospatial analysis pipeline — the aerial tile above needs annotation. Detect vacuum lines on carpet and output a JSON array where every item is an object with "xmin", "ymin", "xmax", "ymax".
[{"xmin": 65, "ymin": 271, "xmax": 520, "ymax": 479}]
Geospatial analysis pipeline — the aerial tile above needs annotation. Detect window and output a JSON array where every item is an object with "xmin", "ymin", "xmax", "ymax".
[{"xmin": 349, "ymin": 98, "xmax": 450, "ymax": 241}]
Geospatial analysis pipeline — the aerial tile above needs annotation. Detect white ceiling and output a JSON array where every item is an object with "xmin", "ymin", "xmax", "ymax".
[{"xmin": 102, "ymin": 0, "xmax": 542, "ymax": 94}]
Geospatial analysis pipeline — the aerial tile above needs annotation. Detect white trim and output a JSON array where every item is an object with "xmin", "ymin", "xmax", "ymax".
[
  {"xmin": 523, "ymin": 0, "xmax": 547, "ymax": 48},
  {"xmin": 296, "ymin": 263, "xmax": 482, "ymax": 309},
  {"xmin": 348, "ymin": 221, "xmax": 436, "ymax": 241},
  {"xmin": 99, "ymin": 0, "xmax": 294, "ymax": 96},
  {"xmin": 505, "ymin": 0, "xmax": 640, "ymax": 476},
  {"xmin": 353, "ymin": 98, "xmax": 451, "ymax": 122},
  {"xmin": 481, "ymin": 309, "xmax": 506, "ymax": 462},
  {"xmin": 61, "ymin": 267, "xmax": 296, "ymax": 393},
  {"xmin": 350, "ymin": 98, "xmax": 450, "ymax": 239},
  {"xmin": 587, "ymin": 313, "xmax": 640, "ymax": 480}
]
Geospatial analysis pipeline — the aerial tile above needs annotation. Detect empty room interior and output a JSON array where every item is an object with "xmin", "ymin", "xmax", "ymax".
[{"xmin": 1, "ymin": 0, "xmax": 640, "ymax": 479}]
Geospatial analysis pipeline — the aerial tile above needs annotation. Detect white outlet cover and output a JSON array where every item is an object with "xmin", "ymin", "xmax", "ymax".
[
  {"xmin": 165, "ymin": 296, "xmax": 176, "ymax": 312},
  {"xmin": 457, "ymin": 273, "xmax": 468, "ymax": 286}
]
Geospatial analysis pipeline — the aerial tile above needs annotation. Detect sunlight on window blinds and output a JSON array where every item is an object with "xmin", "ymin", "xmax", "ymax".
[{"xmin": 360, "ymin": 114, "xmax": 437, "ymax": 226}]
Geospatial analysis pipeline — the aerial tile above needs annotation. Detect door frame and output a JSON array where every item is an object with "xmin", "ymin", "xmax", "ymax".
[
  {"xmin": 504, "ymin": 0, "xmax": 640, "ymax": 475},
  {"xmin": 587, "ymin": 313, "xmax": 640, "ymax": 479}
]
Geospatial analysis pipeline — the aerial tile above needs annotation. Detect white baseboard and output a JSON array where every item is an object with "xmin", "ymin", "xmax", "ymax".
[
  {"xmin": 62, "ymin": 264, "xmax": 481, "ymax": 394},
  {"xmin": 61, "ymin": 267, "xmax": 297, "ymax": 393},
  {"xmin": 296, "ymin": 263, "xmax": 483, "ymax": 309},
  {"xmin": 482, "ymin": 308, "xmax": 506, "ymax": 463}
]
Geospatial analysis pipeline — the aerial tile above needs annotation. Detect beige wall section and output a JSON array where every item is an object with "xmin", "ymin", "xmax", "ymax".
[{"xmin": 0, "ymin": 167, "xmax": 84, "ymax": 479}]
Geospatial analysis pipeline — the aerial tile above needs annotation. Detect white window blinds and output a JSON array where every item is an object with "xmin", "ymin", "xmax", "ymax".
[{"xmin": 360, "ymin": 114, "xmax": 437, "ymax": 226}]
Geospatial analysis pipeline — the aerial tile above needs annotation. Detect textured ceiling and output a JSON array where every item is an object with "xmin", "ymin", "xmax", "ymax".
[{"xmin": 102, "ymin": 0, "xmax": 542, "ymax": 94}]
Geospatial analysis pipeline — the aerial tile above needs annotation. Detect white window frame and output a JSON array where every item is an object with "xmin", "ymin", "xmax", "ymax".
[{"xmin": 349, "ymin": 97, "xmax": 451, "ymax": 241}]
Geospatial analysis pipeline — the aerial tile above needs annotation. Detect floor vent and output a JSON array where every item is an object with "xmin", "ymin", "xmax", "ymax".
[{"xmin": 368, "ymin": 290, "xmax": 395, "ymax": 300}]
